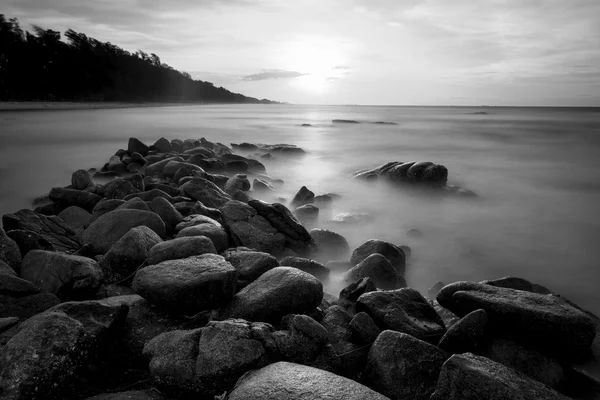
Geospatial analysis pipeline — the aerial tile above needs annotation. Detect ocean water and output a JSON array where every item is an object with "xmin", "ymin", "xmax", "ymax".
[{"xmin": 1, "ymin": 104, "xmax": 600, "ymax": 314}]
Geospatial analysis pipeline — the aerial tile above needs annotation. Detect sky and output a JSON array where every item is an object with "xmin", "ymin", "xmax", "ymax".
[{"xmin": 4, "ymin": 0, "xmax": 600, "ymax": 106}]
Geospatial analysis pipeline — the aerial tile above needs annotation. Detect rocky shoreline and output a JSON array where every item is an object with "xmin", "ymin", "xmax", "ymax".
[{"xmin": 0, "ymin": 136, "xmax": 598, "ymax": 399}]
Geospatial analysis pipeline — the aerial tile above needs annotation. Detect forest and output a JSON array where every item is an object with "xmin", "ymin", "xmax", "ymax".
[{"xmin": 0, "ymin": 15, "xmax": 275, "ymax": 104}]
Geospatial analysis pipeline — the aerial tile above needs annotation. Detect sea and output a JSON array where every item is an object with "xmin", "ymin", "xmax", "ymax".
[{"xmin": 1, "ymin": 104, "xmax": 599, "ymax": 314}]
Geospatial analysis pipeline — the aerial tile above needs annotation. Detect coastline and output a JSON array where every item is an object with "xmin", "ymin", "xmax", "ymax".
[{"xmin": 0, "ymin": 101, "xmax": 204, "ymax": 112}]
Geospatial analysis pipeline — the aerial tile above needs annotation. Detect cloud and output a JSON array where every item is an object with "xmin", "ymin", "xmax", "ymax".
[
  {"xmin": 242, "ymin": 69, "xmax": 307, "ymax": 81},
  {"xmin": 333, "ymin": 65, "xmax": 350, "ymax": 70}
]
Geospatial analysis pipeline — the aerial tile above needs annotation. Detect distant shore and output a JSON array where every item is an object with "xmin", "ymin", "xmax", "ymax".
[{"xmin": 0, "ymin": 101, "xmax": 205, "ymax": 112}]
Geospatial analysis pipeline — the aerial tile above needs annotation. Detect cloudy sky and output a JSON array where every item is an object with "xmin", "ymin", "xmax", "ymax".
[{"xmin": 4, "ymin": 0, "xmax": 600, "ymax": 105}]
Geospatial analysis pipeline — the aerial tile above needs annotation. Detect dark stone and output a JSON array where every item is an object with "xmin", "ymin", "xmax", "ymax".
[
  {"xmin": 345, "ymin": 253, "xmax": 401, "ymax": 290},
  {"xmin": 153, "ymin": 137, "xmax": 172, "ymax": 153},
  {"xmin": 338, "ymin": 277, "xmax": 377, "ymax": 314},
  {"xmin": 290, "ymin": 186, "xmax": 314, "ymax": 208},
  {"xmin": 48, "ymin": 187, "xmax": 102, "ymax": 212},
  {"xmin": 349, "ymin": 312, "xmax": 380, "ymax": 345},
  {"xmin": 128, "ymin": 137, "xmax": 149, "ymax": 156},
  {"xmin": 438, "ymin": 308, "xmax": 488, "ymax": 354},
  {"xmin": 176, "ymin": 223, "xmax": 228, "ymax": 252},
  {"xmin": 104, "ymin": 179, "xmax": 138, "ymax": 200},
  {"xmin": 57, "ymin": 206, "xmax": 92, "ymax": 234},
  {"xmin": 180, "ymin": 177, "xmax": 232, "ymax": 208},
  {"xmin": 280, "ymin": 256, "xmax": 330, "ymax": 280},
  {"xmin": 149, "ymin": 197, "xmax": 183, "ymax": 235},
  {"xmin": 309, "ymin": 228, "xmax": 349, "ymax": 258},
  {"xmin": 0, "ymin": 292, "xmax": 60, "ymax": 319},
  {"xmin": 72, "ymin": 169, "xmax": 94, "ymax": 190},
  {"xmin": 148, "ymin": 236, "xmax": 216, "ymax": 265},
  {"xmin": 223, "ymin": 249, "xmax": 279, "ymax": 282},
  {"xmin": 350, "ymin": 239, "xmax": 406, "ymax": 275}
]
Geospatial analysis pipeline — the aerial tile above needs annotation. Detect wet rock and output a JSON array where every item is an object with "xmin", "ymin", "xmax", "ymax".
[
  {"xmin": 104, "ymin": 179, "xmax": 139, "ymax": 200},
  {"xmin": 170, "ymin": 139, "xmax": 183, "ymax": 153},
  {"xmin": 365, "ymin": 330, "xmax": 449, "ymax": 400},
  {"xmin": 90, "ymin": 199, "xmax": 125, "ymax": 222},
  {"xmin": 148, "ymin": 236, "xmax": 216, "ymax": 265},
  {"xmin": 438, "ymin": 308, "xmax": 488, "ymax": 354},
  {"xmin": 0, "ymin": 227, "xmax": 23, "ymax": 272},
  {"xmin": 0, "ymin": 273, "xmax": 40, "ymax": 297},
  {"xmin": 338, "ymin": 277, "xmax": 377, "ymax": 314},
  {"xmin": 0, "ymin": 260, "xmax": 16, "ymax": 276},
  {"xmin": 224, "ymin": 174, "xmax": 251, "ymax": 195},
  {"xmin": 349, "ymin": 311, "xmax": 380, "ymax": 345},
  {"xmin": 2, "ymin": 209, "xmax": 81, "ymax": 253},
  {"xmin": 290, "ymin": 185, "xmax": 314, "ymax": 208},
  {"xmin": 219, "ymin": 267, "xmax": 323, "ymax": 323},
  {"xmin": 228, "ymin": 361, "xmax": 390, "ymax": 400},
  {"xmin": 128, "ymin": 137, "xmax": 149, "ymax": 156},
  {"xmin": 124, "ymin": 189, "xmax": 173, "ymax": 204},
  {"xmin": 57, "ymin": 205, "xmax": 92, "ymax": 234},
  {"xmin": 100, "ymin": 226, "xmax": 162, "ymax": 284},
  {"xmin": 430, "ymin": 353, "xmax": 569, "ymax": 400},
  {"xmin": 180, "ymin": 177, "xmax": 232, "ymax": 208},
  {"xmin": 82, "ymin": 209, "xmax": 166, "ymax": 253},
  {"xmin": 350, "ymin": 239, "xmax": 406, "ymax": 275},
  {"xmin": 322, "ymin": 305, "xmax": 353, "ymax": 344},
  {"xmin": 175, "ymin": 214, "xmax": 222, "ymax": 230},
  {"xmin": 145, "ymin": 156, "xmax": 185, "ymax": 176},
  {"xmin": 0, "ymin": 292, "xmax": 60, "ymax": 319},
  {"xmin": 436, "ymin": 281, "xmax": 596, "ymax": 358},
  {"xmin": 132, "ymin": 254, "xmax": 237, "ymax": 314},
  {"xmin": 144, "ymin": 183, "xmax": 180, "ymax": 197},
  {"xmin": 149, "ymin": 197, "xmax": 183, "ymax": 235},
  {"xmin": 345, "ymin": 253, "xmax": 402, "ymax": 290},
  {"xmin": 482, "ymin": 275, "xmax": 552, "ymax": 295},
  {"xmin": 357, "ymin": 288, "xmax": 446, "ymax": 343},
  {"xmin": 253, "ymin": 178, "xmax": 275, "ymax": 192},
  {"xmin": 294, "ymin": 203, "xmax": 319, "ymax": 223},
  {"xmin": 116, "ymin": 197, "xmax": 151, "ymax": 212},
  {"xmin": 153, "ymin": 137, "xmax": 172, "ymax": 153},
  {"xmin": 49, "ymin": 187, "xmax": 103, "ymax": 212},
  {"xmin": 279, "ymin": 256, "xmax": 329, "ymax": 280},
  {"xmin": 21, "ymin": 250, "xmax": 103, "ymax": 300},
  {"xmin": 176, "ymin": 223, "xmax": 228, "ymax": 252},
  {"xmin": 310, "ymin": 228, "xmax": 349, "ymax": 258},
  {"xmin": 223, "ymin": 249, "xmax": 279, "ymax": 282},
  {"xmin": 72, "ymin": 169, "xmax": 94, "ymax": 190},
  {"xmin": 164, "ymin": 161, "xmax": 203, "ymax": 178}
]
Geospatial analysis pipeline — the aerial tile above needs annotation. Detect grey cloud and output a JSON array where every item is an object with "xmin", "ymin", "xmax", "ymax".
[{"xmin": 242, "ymin": 70, "xmax": 307, "ymax": 81}]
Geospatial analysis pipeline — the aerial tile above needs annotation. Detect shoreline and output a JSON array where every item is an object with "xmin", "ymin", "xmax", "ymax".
[{"xmin": 0, "ymin": 101, "xmax": 258, "ymax": 112}]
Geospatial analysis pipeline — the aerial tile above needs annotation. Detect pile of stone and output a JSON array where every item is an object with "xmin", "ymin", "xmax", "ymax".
[{"xmin": 0, "ymin": 137, "xmax": 597, "ymax": 400}]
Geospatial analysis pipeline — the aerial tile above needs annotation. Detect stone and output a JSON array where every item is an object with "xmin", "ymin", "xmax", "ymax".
[
  {"xmin": 437, "ymin": 281, "xmax": 596, "ymax": 358},
  {"xmin": 153, "ymin": 137, "xmax": 172, "ymax": 153},
  {"xmin": 357, "ymin": 288, "xmax": 446, "ymax": 343},
  {"xmin": 310, "ymin": 228, "xmax": 349, "ymax": 258},
  {"xmin": 90, "ymin": 199, "xmax": 125, "ymax": 223},
  {"xmin": 6, "ymin": 230, "xmax": 55, "ymax": 259},
  {"xmin": 132, "ymin": 254, "xmax": 237, "ymax": 313},
  {"xmin": 0, "ymin": 292, "xmax": 60, "ymax": 319},
  {"xmin": 2, "ymin": 209, "xmax": 81, "ymax": 253},
  {"xmin": 128, "ymin": 137, "xmax": 149, "ymax": 156},
  {"xmin": 294, "ymin": 204, "xmax": 319, "ymax": 223},
  {"xmin": 148, "ymin": 236, "xmax": 216, "ymax": 265},
  {"xmin": 144, "ymin": 183, "xmax": 180, "ymax": 197},
  {"xmin": 227, "ymin": 362, "xmax": 390, "ymax": 400},
  {"xmin": 482, "ymin": 276, "xmax": 552, "ymax": 295},
  {"xmin": 220, "ymin": 267, "xmax": 323, "ymax": 323},
  {"xmin": 253, "ymin": 178, "xmax": 274, "ymax": 192},
  {"xmin": 280, "ymin": 256, "xmax": 330, "ymax": 280},
  {"xmin": 349, "ymin": 312, "xmax": 380, "ymax": 345},
  {"xmin": 116, "ymin": 197, "xmax": 151, "ymax": 212},
  {"xmin": 322, "ymin": 305, "xmax": 353, "ymax": 344},
  {"xmin": 345, "ymin": 253, "xmax": 401, "ymax": 290},
  {"xmin": 49, "ymin": 187, "xmax": 103, "ymax": 212},
  {"xmin": 224, "ymin": 174, "xmax": 251, "ymax": 195},
  {"xmin": 123, "ymin": 189, "xmax": 173, "ymax": 204},
  {"xmin": 290, "ymin": 186, "xmax": 314, "ymax": 208},
  {"xmin": 58, "ymin": 205, "xmax": 92, "ymax": 234},
  {"xmin": 338, "ymin": 277, "xmax": 377, "ymax": 314},
  {"xmin": 180, "ymin": 177, "xmax": 232, "ymax": 208},
  {"xmin": 0, "ymin": 260, "xmax": 16, "ymax": 276},
  {"xmin": 365, "ymin": 330, "xmax": 449, "ymax": 400},
  {"xmin": 100, "ymin": 226, "xmax": 162, "ymax": 284},
  {"xmin": 175, "ymin": 214, "xmax": 222, "ymax": 231},
  {"xmin": 104, "ymin": 179, "xmax": 138, "ymax": 200},
  {"xmin": 0, "ymin": 273, "xmax": 40, "ymax": 297},
  {"xmin": 223, "ymin": 249, "xmax": 279, "ymax": 282},
  {"xmin": 149, "ymin": 197, "xmax": 183, "ymax": 235},
  {"xmin": 438, "ymin": 308, "xmax": 488, "ymax": 354},
  {"xmin": 430, "ymin": 353, "xmax": 570, "ymax": 400},
  {"xmin": 164, "ymin": 161, "xmax": 203, "ymax": 178},
  {"xmin": 85, "ymin": 390, "xmax": 167, "ymax": 400},
  {"xmin": 176, "ymin": 223, "xmax": 228, "ymax": 252},
  {"xmin": 145, "ymin": 156, "xmax": 185, "ymax": 176},
  {"xmin": 82, "ymin": 209, "xmax": 166, "ymax": 253},
  {"xmin": 72, "ymin": 169, "xmax": 94, "ymax": 190},
  {"xmin": 21, "ymin": 250, "xmax": 103, "ymax": 300},
  {"xmin": 0, "ymin": 227, "xmax": 23, "ymax": 272},
  {"xmin": 350, "ymin": 239, "xmax": 406, "ymax": 275}
]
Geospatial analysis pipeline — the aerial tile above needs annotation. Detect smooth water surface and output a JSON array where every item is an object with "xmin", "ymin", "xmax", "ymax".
[{"xmin": 1, "ymin": 104, "xmax": 599, "ymax": 313}]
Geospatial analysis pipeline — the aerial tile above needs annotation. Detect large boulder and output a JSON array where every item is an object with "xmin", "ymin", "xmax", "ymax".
[
  {"xmin": 176, "ymin": 223, "xmax": 228, "ymax": 252},
  {"xmin": 219, "ymin": 267, "xmax": 323, "ymax": 323},
  {"xmin": 148, "ymin": 197, "xmax": 183, "ymax": 235},
  {"xmin": 6, "ymin": 229, "xmax": 54, "ymax": 259},
  {"xmin": 180, "ymin": 177, "xmax": 232, "ymax": 208},
  {"xmin": 227, "ymin": 361, "xmax": 390, "ymax": 400},
  {"xmin": 0, "ymin": 273, "xmax": 40, "ymax": 297},
  {"xmin": 2, "ymin": 209, "xmax": 81, "ymax": 253},
  {"xmin": 290, "ymin": 186, "xmax": 314, "ymax": 208},
  {"xmin": 132, "ymin": 254, "xmax": 237, "ymax": 314},
  {"xmin": 0, "ymin": 292, "xmax": 60, "ymax": 320},
  {"xmin": 99, "ymin": 226, "xmax": 162, "ymax": 284},
  {"xmin": 103, "ymin": 179, "xmax": 139, "ymax": 200},
  {"xmin": 72, "ymin": 169, "xmax": 94, "ymax": 190},
  {"xmin": 223, "ymin": 249, "xmax": 279, "ymax": 282},
  {"xmin": 57, "ymin": 206, "xmax": 92, "ymax": 234},
  {"xmin": 365, "ymin": 330, "xmax": 449, "ymax": 400},
  {"xmin": 81, "ymin": 209, "xmax": 165, "ymax": 253},
  {"xmin": 279, "ymin": 256, "xmax": 330, "ymax": 280},
  {"xmin": 309, "ymin": 228, "xmax": 349, "ymax": 259},
  {"xmin": 128, "ymin": 137, "xmax": 149, "ymax": 156},
  {"xmin": 0, "ymin": 227, "xmax": 21, "ymax": 273},
  {"xmin": 357, "ymin": 288, "xmax": 446, "ymax": 343},
  {"xmin": 48, "ymin": 187, "xmax": 103, "ymax": 212},
  {"xmin": 21, "ymin": 250, "xmax": 103, "ymax": 300},
  {"xmin": 436, "ymin": 281, "xmax": 596, "ymax": 358},
  {"xmin": 345, "ymin": 253, "xmax": 402, "ymax": 290},
  {"xmin": 350, "ymin": 239, "xmax": 406, "ymax": 275},
  {"xmin": 430, "ymin": 353, "xmax": 570, "ymax": 400},
  {"xmin": 437, "ymin": 308, "xmax": 488, "ymax": 354},
  {"xmin": 147, "ymin": 236, "xmax": 216, "ymax": 265}
]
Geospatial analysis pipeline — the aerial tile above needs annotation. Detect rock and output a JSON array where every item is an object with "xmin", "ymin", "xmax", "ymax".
[
  {"xmin": 176, "ymin": 223, "xmax": 228, "ymax": 252},
  {"xmin": 430, "ymin": 353, "xmax": 570, "ymax": 400},
  {"xmin": 223, "ymin": 249, "xmax": 278, "ymax": 282},
  {"xmin": 438, "ymin": 309, "xmax": 488, "ymax": 354},
  {"xmin": 72, "ymin": 169, "xmax": 94, "ymax": 190},
  {"xmin": 482, "ymin": 276, "xmax": 552, "ymax": 295},
  {"xmin": 322, "ymin": 305, "xmax": 353, "ymax": 344},
  {"xmin": 104, "ymin": 179, "xmax": 138, "ymax": 200},
  {"xmin": 149, "ymin": 197, "xmax": 183, "ymax": 234},
  {"xmin": 350, "ymin": 239, "xmax": 406, "ymax": 276},
  {"xmin": 170, "ymin": 139, "xmax": 183, "ymax": 152},
  {"xmin": 224, "ymin": 174, "xmax": 251, "ymax": 195},
  {"xmin": 279, "ymin": 256, "xmax": 330, "ymax": 280},
  {"xmin": 116, "ymin": 197, "xmax": 151, "ymax": 212},
  {"xmin": 0, "ymin": 273, "xmax": 40, "ymax": 296},
  {"xmin": 228, "ymin": 361, "xmax": 390, "ymax": 400},
  {"xmin": 128, "ymin": 137, "xmax": 149, "ymax": 156},
  {"xmin": 290, "ymin": 186, "xmax": 314, "ymax": 207},
  {"xmin": 90, "ymin": 199, "xmax": 125, "ymax": 222},
  {"xmin": 2, "ymin": 209, "xmax": 81, "ymax": 253},
  {"xmin": 349, "ymin": 312, "xmax": 380, "ymax": 345},
  {"xmin": 365, "ymin": 330, "xmax": 449, "ymax": 400},
  {"xmin": 175, "ymin": 214, "xmax": 222, "ymax": 231},
  {"xmin": 484, "ymin": 337, "xmax": 565, "ymax": 388},
  {"xmin": 427, "ymin": 281, "xmax": 444, "ymax": 300},
  {"xmin": 164, "ymin": 161, "xmax": 203, "ymax": 178},
  {"xmin": 309, "ymin": 228, "xmax": 349, "ymax": 258},
  {"xmin": 153, "ymin": 137, "xmax": 172, "ymax": 153},
  {"xmin": 58, "ymin": 205, "xmax": 92, "ymax": 234},
  {"xmin": 82, "ymin": 209, "xmax": 166, "ymax": 253},
  {"xmin": 0, "ymin": 260, "xmax": 16, "ymax": 276},
  {"xmin": 144, "ymin": 183, "xmax": 180, "ymax": 197},
  {"xmin": 145, "ymin": 156, "xmax": 185, "ymax": 176},
  {"xmin": 0, "ymin": 227, "xmax": 23, "ymax": 272},
  {"xmin": 0, "ymin": 292, "xmax": 60, "ymax": 319},
  {"xmin": 123, "ymin": 189, "xmax": 173, "ymax": 204},
  {"xmin": 253, "ymin": 178, "xmax": 274, "ymax": 192},
  {"xmin": 436, "ymin": 281, "xmax": 596, "ymax": 358},
  {"xmin": 180, "ymin": 177, "xmax": 232, "ymax": 208},
  {"xmin": 85, "ymin": 389, "xmax": 167, "ymax": 400},
  {"xmin": 132, "ymin": 254, "xmax": 237, "ymax": 313},
  {"xmin": 220, "ymin": 267, "xmax": 323, "ymax": 323},
  {"xmin": 148, "ymin": 237, "xmax": 216, "ymax": 265},
  {"xmin": 357, "ymin": 288, "xmax": 446, "ymax": 343},
  {"xmin": 100, "ymin": 226, "xmax": 162, "ymax": 284},
  {"xmin": 345, "ymin": 253, "xmax": 402, "ymax": 290},
  {"xmin": 21, "ymin": 250, "xmax": 103, "ymax": 300},
  {"xmin": 49, "ymin": 187, "xmax": 102, "ymax": 212},
  {"xmin": 294, "ymin": 204, "xmax": 319, "ymax": 223},
  {"xmin": 338, "ymin": 277, "xmax": 377, "ymax": 314}
]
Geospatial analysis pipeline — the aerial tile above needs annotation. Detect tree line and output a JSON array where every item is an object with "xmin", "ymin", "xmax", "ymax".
[{"xmin": 0, "ymin": 15, "xmax": 276, "ymax": 104}]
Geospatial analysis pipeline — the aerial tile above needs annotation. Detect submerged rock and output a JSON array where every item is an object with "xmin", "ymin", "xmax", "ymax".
[
  {"xmin": 345, "ymin": 253, "xmax": 402, "ymax": 290},
  {"xmin": 350, "ymin": 239, "xmax": 406, "ymax": 275},
  {"xmin": 290, "ymin": 186, "xmax": 314, "ymax": 208}
]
